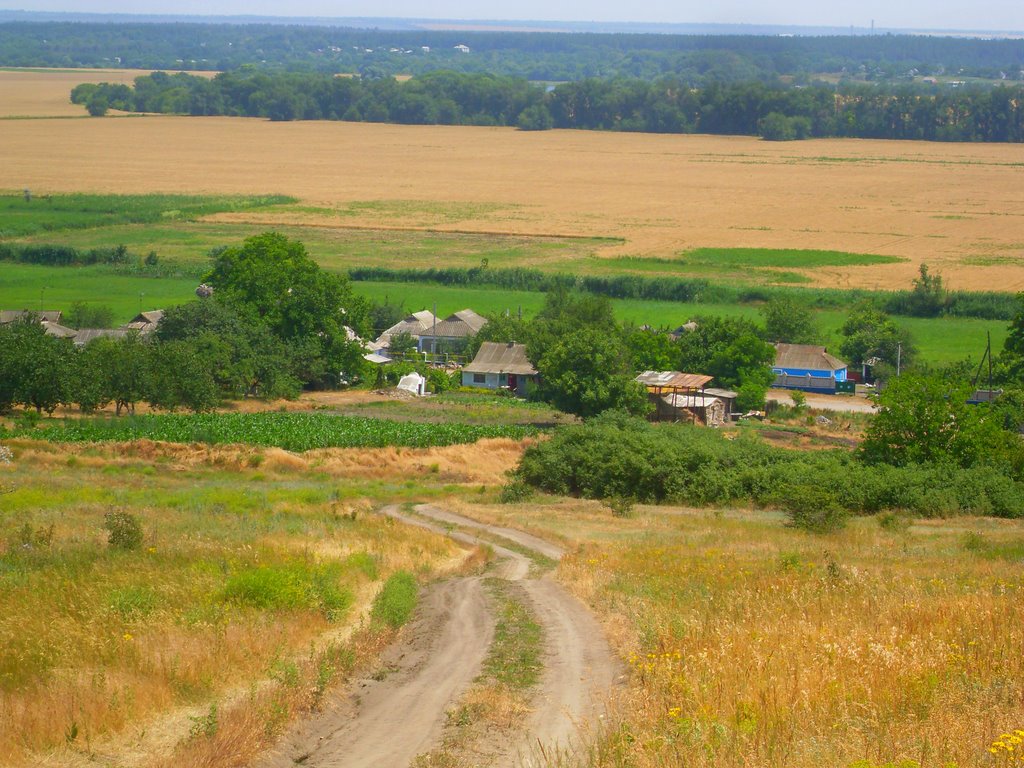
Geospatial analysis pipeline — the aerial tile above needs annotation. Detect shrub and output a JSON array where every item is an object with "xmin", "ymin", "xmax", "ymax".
[
  {"xmin": 782, "ymin": 485, "xmax": 848, "ymax": 533},
  {"xmin": 499, "ymin": 476, "xmax": 534, "ymax": 503},
  {"xmin": 103, "ymin": 511, "xmax": 144, "ymax": 550}
]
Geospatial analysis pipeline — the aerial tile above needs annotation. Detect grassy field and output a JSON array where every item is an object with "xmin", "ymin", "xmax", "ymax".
[
  {"xmin": 0, "ymin": 192, "xmax": 294, "ymax": 237},
  {"xmin": 451, "ymin": 496, "xmax": 1024, "ymax": 768},
  {"xmin": 0, "ymin": 437, "xmax": 470, "ymax": 766},
  {"xmin": 0, "ymin": 260, "xmax": 1004, "ymax": 364}
]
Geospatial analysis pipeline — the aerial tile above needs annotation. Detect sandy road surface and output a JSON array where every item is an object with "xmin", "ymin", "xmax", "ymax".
[
  {"xmin": 256, "ymin": 504, "xmax": 620, "ymax": 768},
  {"xmin": 411, "ymin": 505, "xmax": 621, "ymax": 767},
  {"xmin": 768, "ymin": 389, "xmax": 878, "ymax": 414},
  {"xmin": 256, "ymin": 576, "xmax": 494, "ymax": 768}
]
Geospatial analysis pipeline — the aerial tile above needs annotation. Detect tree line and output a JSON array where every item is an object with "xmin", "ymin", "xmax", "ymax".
[
  {"xmin": 5, "ymin": 20, "xmax": 1024, "ymax": 83},
  {"xmin": 0, "ymin": 233, "xmax": 370, "ymax": 415},
  {"xmin": 74, "ymin": 70, "xmax": 1024, "ymax": 143}
]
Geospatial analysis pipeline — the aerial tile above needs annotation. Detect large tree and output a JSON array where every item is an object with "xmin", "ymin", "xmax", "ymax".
[
  {"xmin": 536, "ymin": 329, "xmax": 648, "ymax": 418},
  {"xmin": 204, "ymin": 233, "xmax": 369, "ymax": 387},
  {"xmin": 860, "ymin": 373, "xmax": 1020, "ymax": 473},
  {"xmin": 839, "ymin": 302, "xmax": 914, "ymax": 372},
  {"xmin": 760, "ymin": 297, "xmax": 818, "ymax": 344}
]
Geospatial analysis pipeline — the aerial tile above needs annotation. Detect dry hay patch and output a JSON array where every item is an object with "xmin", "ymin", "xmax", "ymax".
[{"xmin": 7, "ymin": 437, "xmax": 529, "ymax": 485}]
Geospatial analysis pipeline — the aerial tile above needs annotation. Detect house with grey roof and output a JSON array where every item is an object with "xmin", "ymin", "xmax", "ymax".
[
  {"xmin": 122, "ymin": 310, "xmax": 164, "ymax": 335},
  {"xmin": 0, "ymin": 310, "xmax": 63, "ymax": 325},
  {"xmin": 416, "ymin": 309, "xmax": 488, "ymax": 355},
  {"xmin": 462, "ymin": 342, "xmax": 538, "ymax": 396}
]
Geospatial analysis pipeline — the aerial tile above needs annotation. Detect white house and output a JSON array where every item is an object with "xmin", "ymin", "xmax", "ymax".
[{"xmin": 462, "ymin": 342, "xmax": 538, "ymax": 396}]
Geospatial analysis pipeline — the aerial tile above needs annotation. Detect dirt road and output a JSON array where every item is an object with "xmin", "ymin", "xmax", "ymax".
[
  {"xmin": 768, "ymin": 389, "xmax": 878, "ymax": 414},
  {"xmin": 255, "ymin": 504, "xmax": 620, "ymax": 768}
]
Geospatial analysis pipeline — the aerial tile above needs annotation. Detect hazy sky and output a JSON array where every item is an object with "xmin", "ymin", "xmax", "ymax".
[{"xmin": 15, "ymin": 0, "xmax": 1024, "ymax": 31}]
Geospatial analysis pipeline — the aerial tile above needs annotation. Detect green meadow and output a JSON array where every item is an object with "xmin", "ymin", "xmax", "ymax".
[{"xmin": 0, "ymin": 192, "xmax": 1011, "ymax": 366}]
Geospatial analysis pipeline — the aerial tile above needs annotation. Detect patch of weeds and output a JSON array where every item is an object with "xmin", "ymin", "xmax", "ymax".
[
  {"xmin": 877, "ymin": 511, "xmax": 912, "ymax": 535},
  {"xmin": 962, "ymin": 532, "xmax": 1024, "ymax": 561},
  {"xmin": 220, "ymin": 561, "xmax": 353, "ymax": 620},
  {"xmin": 482, "ymin": 579, "xmax": 543, "ymax": 690},
  {"xmin": 499, "ymin": 477, "xmax": 533, "ymax": 504},
  {"xmin": 781, "ymin": 486, "xmax": 847, "ymax": 534},
  {"xmin": 108, "ymin": 585, "xmax": 158, "ymax": 619},
  {"xmin": 607, "ymin": 495, "xmax": 636, "ymax": 518},
  {"xmin": 188, "ymin": 703, "xmax": 218, "ymax": 739},
  {"xmin": 345, "ymin": 551, "xmax": 380, "ymax": 580},
  {"xmin": 370, "ymin": 571, "xmax": 418, "ymax": 628}
]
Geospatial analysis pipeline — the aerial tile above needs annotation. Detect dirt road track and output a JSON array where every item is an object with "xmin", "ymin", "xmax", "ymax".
[
  {"xmin": 256, "ymin": 503, "xmax": 620, "ymax": 768},
  {"xmin": 257, "ymin": 576, "xmax": 493, "ymax": 768}
]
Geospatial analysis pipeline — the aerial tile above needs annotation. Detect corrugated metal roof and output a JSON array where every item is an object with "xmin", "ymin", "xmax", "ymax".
[
  {"xmin": 704, "ymin": 387, "xmax": 739, "ymax": 399},
  {"xmin": 377, "ymin": 310, "xmax": 439, "ymax": 343},
  {"xmin": 464, "ymin": 342, "xmax": 538, "ymax": 375},
  {"xmin": 773, "ymin": 343, "xmax": 847, "ymax": 372},
  {"xmin": 73, "ymin": 328, "xmax": 130, "ymax": 346},
  {"xmin": 40, "ymin": 321, "xmax": 78, "ymax": 339},
  {"xmin": 636, "ymin": 371, "xmax": 714, "ymax": 390}
]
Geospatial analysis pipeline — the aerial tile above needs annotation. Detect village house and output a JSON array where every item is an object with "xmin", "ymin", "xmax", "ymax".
[
  {"xmin": 123, "ymin": 310, "xmax": 165, "ymax": 335},
  {"xmin": 772, "ymin": 343, "xmax": 848, "ymax": 393},
  {"xmin": 415, "ymin": 309, "xmax": 488, "ymax": 355},
  {"xmin": 462, "ymin": 342, "xmax": 539, "ymax": 396}
]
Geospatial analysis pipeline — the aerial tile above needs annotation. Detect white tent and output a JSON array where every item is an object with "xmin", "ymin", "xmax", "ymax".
[{"xmin": 397, "ymin": 372, "xmax": 427, "ymax": 397}]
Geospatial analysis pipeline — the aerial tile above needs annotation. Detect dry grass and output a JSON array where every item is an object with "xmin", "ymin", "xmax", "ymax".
[
  {"xmin": 0, "ymin": 440, "xmax": 465, "ymax": 767},
  {"xmin": 6, "ymin": 434, "xmax": 528, "ymax": 486},
  {"xmin": 0, "ymin": 70, "xmax": 1022, "ymax": 291},
  {"xmin": 455, "ymin": 498, "xmax": 1024, "ymax": 768}
]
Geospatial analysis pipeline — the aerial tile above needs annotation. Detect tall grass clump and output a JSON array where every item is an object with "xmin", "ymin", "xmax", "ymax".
[{"xmin": 370, "ymin": 571, "xmax": 418, "ymax": 628}]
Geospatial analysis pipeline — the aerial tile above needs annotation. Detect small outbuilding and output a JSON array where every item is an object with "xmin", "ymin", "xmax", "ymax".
[
  {"xmin": 772, "ymin": 343, "xmax": 848, "ymax": 393},
  {"xmin": 462, "ymin": 342, "xmax": 538, "ymax": 396}
]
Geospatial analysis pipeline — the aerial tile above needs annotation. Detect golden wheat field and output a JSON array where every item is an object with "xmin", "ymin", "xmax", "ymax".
[{"xmin": 1, "ymin": 69, "xmax": 1024, "ymax": 290}]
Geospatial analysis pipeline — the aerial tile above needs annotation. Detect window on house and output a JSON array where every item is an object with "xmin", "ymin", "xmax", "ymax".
[{"xmin": 472, "ymin": 373, "xmax": 486, "ymax": 384}]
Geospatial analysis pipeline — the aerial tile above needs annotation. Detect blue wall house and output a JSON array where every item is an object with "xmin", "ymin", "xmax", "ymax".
[{"xmin": 772, "ymin": 343, "xmax": 848, "ymax": 393}]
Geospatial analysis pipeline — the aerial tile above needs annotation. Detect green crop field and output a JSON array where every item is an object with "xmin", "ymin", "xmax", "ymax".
[
  {"xmin": 680, "ymin": 247, "xmax": 904, "ymax": 269},
  {"xmin": 0, "ymin": 192, "xmax": 295, "ymax": 238},
  {"xmin": 11, "ymin": 412, "xmax": 539, "ymax": 451},
  {"xmin": 0, "ymin": 263, "xmax": 1006, "ymax": 365}
]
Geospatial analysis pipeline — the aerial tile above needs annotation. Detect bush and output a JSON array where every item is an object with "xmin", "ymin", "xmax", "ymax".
[
  {"xmin": 499, "ymin": 476, "xmax": 534, "ymax": 503},
  {"xmin": 103, "ymin": 510, "xmax": 144, "ymax": 550},
  {"xmin": 782, "ymin": 485, "xmax": 848, "ymax": 533}
]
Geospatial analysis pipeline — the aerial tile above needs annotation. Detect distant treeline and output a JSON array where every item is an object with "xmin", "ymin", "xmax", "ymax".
[
  {"xmin": 349, "ymin": 265, "xmax": 1020, "ymax": 320},
  {"xmin": 5, "ymin": 20, "xmax": 1024, "ymax": 82},
  {"xmin": 74, "ymin": 70, "xmax": 1024, "ymax": 142},
  {"xmin": 0, "ymin": 242, "xmax": 205, "ymax": 278}
]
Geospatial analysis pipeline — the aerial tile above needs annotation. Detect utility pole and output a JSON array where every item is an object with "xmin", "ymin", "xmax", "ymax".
[{"xmin": 896, "ymin": 341, "xmax": 902, "ymax": 376}]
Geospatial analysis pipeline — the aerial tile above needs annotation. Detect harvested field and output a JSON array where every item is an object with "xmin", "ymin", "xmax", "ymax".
[
  {"xmin": 0, "ymin": 68, "xmax": 215, "ymax": 118},
  {"xmin": 1, "ymin": 69, "xmax": 1022, "ymax": 291}
]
